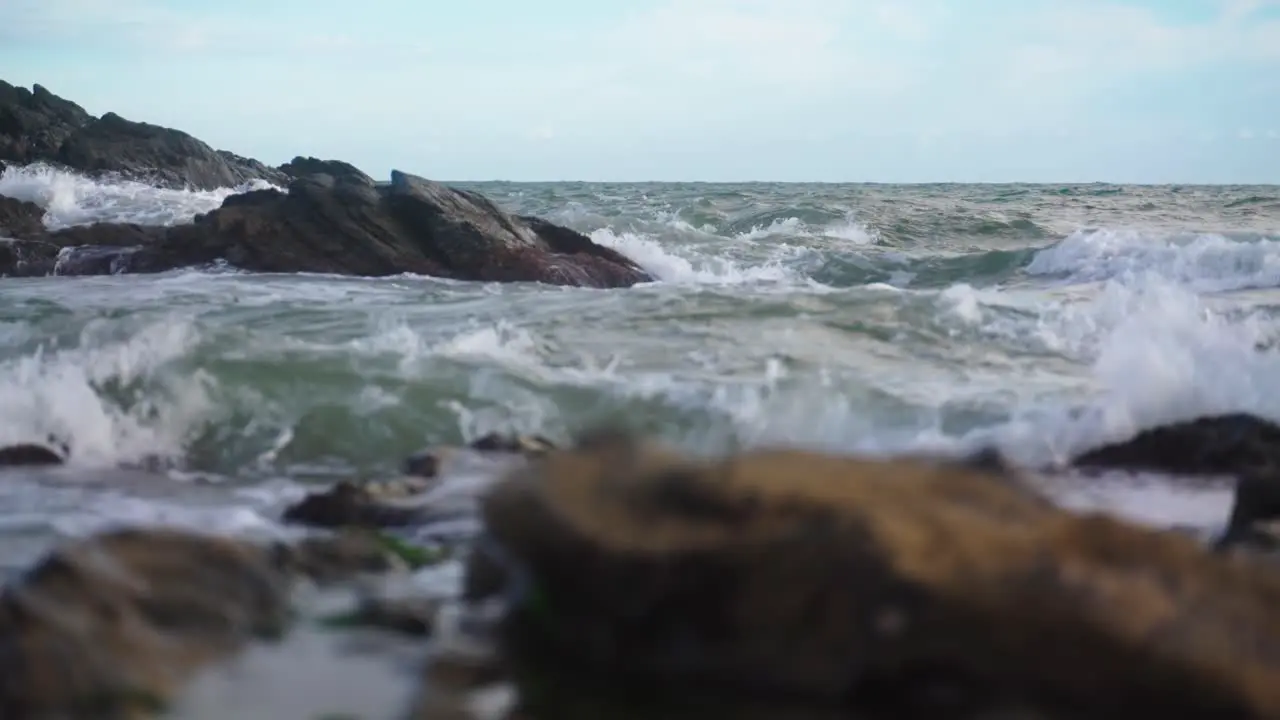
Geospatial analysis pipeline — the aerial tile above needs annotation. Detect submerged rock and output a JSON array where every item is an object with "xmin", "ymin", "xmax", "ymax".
[
  {"xmin": 474, "ymin": 430, "xmax": 1280, "ymax": 718},
  {"xmin": 282, "ymin": 478, "xmax": 439, "ymax": 529},
  {"xmin": 287, "ymin": 434, "xmax": 562, "ymax": 530},
  {"xmin": 0, "ymin": 527, "xmax": 405, "ymax": 719}
]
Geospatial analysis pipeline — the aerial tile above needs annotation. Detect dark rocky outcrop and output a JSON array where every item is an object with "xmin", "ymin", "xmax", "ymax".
[
  {"xmin": 1, "ymin": 80, "xmax": 283, "ymax": 190},
  {"xmin": 278, "ymin": 155, "xmax": 372, "ymax": 185},
  {"xmin": 0, "ymin": 80, "xmax": 650, "ymax": 286},
  {"xmin": 55, "ymin": 112, "xmax": 289, "ymax": 191},
  {"xmin": 131, "ymin": 170, "xmax": 649, "ymax": 285},
  {"xmin": 0, "ymin": 82, "xmax": 93, "ymax": 164},
  {"xmin": 0, "ymin": 527, "xmax": 404, "ymax": 718},
  {"xmin": 469, "ymin": 430, "xmax": 1280, "ymax": 719},
  {"xmin": 1071, "ymin": 413, "xmax": 1280, "ymax": 478},
  {"xmin": 0, "ymin": 194, "xmax": 46, "ymax": 239},
  {"xmin": 0, "ymin": 167, "xmax": 651, "ymax": 286},
  {"xmin": 1068, "ymin": 413, "xmax": 1280, "ymax": 551}
]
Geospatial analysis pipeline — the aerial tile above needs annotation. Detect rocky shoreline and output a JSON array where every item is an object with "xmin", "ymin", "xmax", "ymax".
[
  {"xmin": 2, "ymin": 412, "xmax": 1280, "ymax": 718},
  {"xmin": 0, "ymin": 80, "xmax": 651, "ymax": 287}
]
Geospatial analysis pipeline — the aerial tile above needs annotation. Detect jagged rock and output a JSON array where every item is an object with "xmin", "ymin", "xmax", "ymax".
[
  {"xmin": 279, "ymin": 156, "xmax": 373, "ymax": 185},
  {"xmin": 1, "ymin": 82, "xmax": 283, "ymax": 190},
  {"xmin": 0, "ymin": 527, "xmax": 404, "ymax": 718},
  {"xmin": 0, "ymin": 80, "xmax": 648, "ymax": 285},
  {"xmin": 0, "ymin": 81, "xmax": 92, "ymax": 164},
  {"xmin": 474, "ymin": 430, "xmax": 1280, "ymax": 719},
  {"xmin": 54, "ymin": 111, "xmax": 288, "ymax": 191},
  {"xmin": 92, "ymin": 169, "xmax": 650, "ymax": 286},
  {"xmin": 0, "ymin": 194, "xmax": 46, "ymax": 238}
]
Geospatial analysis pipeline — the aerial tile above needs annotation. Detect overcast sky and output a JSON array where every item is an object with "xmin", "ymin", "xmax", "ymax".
[{"xmin": 2, "ymin": 0, "xmax": 1278, "ymax": 183}]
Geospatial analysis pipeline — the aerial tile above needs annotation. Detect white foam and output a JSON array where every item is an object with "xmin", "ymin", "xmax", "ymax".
[
  {"xmin": 0, "ymin": 162, "xmax": 277, "ymax": 230},
  {"xmin": 1026, "ymin": 228, "xmax": 1280, "ymax": 292},
  {"xmin": 0, "ymin": 316, "xmax": 219, "ymax": 468}
]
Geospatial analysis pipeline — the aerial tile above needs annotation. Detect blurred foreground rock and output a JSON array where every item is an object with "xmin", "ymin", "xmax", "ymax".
[
  {"xmin": 0, "ymin": 527, "xmax": 404, "ymax": 718},
  {"xmin": 464, "ymin": 430, "xmax": 1280, "ymax": 719}
]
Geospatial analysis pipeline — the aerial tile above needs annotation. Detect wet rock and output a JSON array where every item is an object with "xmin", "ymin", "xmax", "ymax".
[
  {"xmin": 0, "ymin": 527, "xmax": 293, "ymax": 718},
  {"xmin": 0, "ymin": 442, "xmax": 65, "ymax": 467},
  {"xmin": 115, "ymin": 169, "xmax": 652, "ymax": 286},
  {"xmin": 0, "ymin": 79, "xmax": 648, "ymax": 285},
  {"xmin": 406, "ymin": 433, "xmax": 558, "ymax": 479},
  {"xmin": 272, "ymin": 529, "xmax": 410, "ymax": 584},
  {"xmin": 279, "ymin": 156, "xmax": 373, "ymax": 185},
  {"xmin": 282, "ymin": 478, "xmax": 437, "ymax": 529},
  {"xmin": 0, "ymin": 526, "xmax": 409, "ymax": 719},
  {"xmin": 55, "ymin": 111, "xmax": 288, "ymax": 191},
  {"xmin": 1071, "ymin": 413, "xmax": 1280, "ymax": 478},
  {"xmin": 475, "ymin": 430, "xmax": 1280, "ymax": 719},
  {"xmin": 0, "ymin": 194, "xmax": 47, "ymax": 238},
  {"xmin": 1070, "ymin": 413, "xmax": 1280, "ymax": 552},
  {"xmin": 0, "ymin": 81, "xmax": 92, "ymax": 164},
  {"xmin": 326, "ymin": 595, "xmax": 442, "ymax": 637}
]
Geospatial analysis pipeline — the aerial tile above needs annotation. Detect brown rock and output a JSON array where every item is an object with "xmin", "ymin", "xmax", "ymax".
[
  {"xmin": 475, "ymin": 430, "xmax": 1280, "ymax": 719},
  {"xmin": 0, "ymin": 528, "xmax": 291, "ymax": 718},
  {"xmin": 0, "ymin": 526, "xmax": 407, "ymax": 719}
]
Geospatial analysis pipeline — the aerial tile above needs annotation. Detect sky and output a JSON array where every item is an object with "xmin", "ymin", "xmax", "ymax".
[{"xmin": 1, "ymin": 0, "xmax": 1278, "ymax": 183}]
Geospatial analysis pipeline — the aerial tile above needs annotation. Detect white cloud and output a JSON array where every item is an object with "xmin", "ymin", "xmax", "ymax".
[{"xmin": 1239, "ymin": 128, "xmax": 1256, "ymax": 139}]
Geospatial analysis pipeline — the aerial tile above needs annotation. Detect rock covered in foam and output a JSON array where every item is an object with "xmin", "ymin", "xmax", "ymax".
[{"xmin": 472, "ymin": 430, "xmax": 1280, "ymax": 719}]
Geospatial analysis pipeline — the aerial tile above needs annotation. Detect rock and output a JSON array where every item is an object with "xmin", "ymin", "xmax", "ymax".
[
  {"xmin": 0, "ymin": 527, "xmax": 292, "ymax": 718},
  {"xmin": 405, "ymin": 433, "xmax": 559, "ymax": 479},
  {"xmin": 0, "ymin": 81, "xmax": 92, "ymax": 164},
  {"xmin": 272, "ymin": 528, "xmax": 410, "ymax": 584},
  {"xmin": 474, "ymin": 430, "xmax": 1280, "ymax": 718},
  {"xmin": 0, "ymin": 442, "xmax": 65, "ymax": 467},
  {"xmin": 0, "ymin": 526, "xmax": 407, "ymax": 718},
  {"xmin": 0, "ymin": 79, "xmax": 648, "ymax": 285},
  {"xmin": 1070, "ymin": 413, "xmax": 1280, "ymax": 552},
  {"xmin": 328, "ymin": 595, "xmax": 442, "ymax": 637},
  {"xmin": 55, "ymin": 111, "xmax": 287, "ymax": 191},
  {"xmin": 279, "ymin": 156, "xmax": 373, "ymax": 185},
  {"xmin": 1071, "ymin": 413, "xmax": 1280, "ymax": 478},
  {"xmin": 0, "ymin": 238, "xmax": 59, "ymax": 277},
  {"xmin": 0, "ymin": 194, "xmax": 47, "ymax": 238},
  {"xmin": 100, "ymin": 169, "xmax": 650, "ymax": 286},
  {"xmin": 281, "ymin": 478, "xmax": 439, "ymax": 529}
]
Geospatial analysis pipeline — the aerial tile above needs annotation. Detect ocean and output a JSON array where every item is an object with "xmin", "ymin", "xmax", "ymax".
[{"xmin": 2, "ymin": 162, "xmax": 1279, "ymax": 716}]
